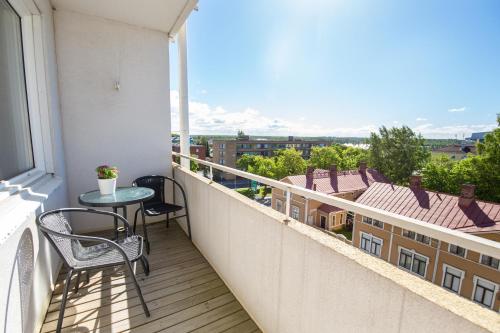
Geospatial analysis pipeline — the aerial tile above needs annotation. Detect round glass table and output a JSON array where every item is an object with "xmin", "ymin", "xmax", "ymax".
[{"xmin": 79, "ymin": 187, "xmax": 154, "ymax": 249}]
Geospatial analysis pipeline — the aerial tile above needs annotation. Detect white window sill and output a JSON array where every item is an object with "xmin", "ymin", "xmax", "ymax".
[{"xmin": 0, "ymin": 174, "xmax": 63, "ymax": 245}]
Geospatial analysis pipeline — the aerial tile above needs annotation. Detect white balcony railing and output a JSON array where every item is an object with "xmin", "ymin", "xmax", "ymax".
[{"xmin": 172, "ymin": 152, "xmax": 499, "ymax": 259}]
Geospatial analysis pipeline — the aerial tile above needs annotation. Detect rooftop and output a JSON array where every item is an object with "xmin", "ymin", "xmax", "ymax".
[
  {"xmin": 356, "ymin": 182, "xmax": 500, "ymax": 234},
  {"xmin": 284, "ymin": 168, "xmax": 388, "ymax": 195}
]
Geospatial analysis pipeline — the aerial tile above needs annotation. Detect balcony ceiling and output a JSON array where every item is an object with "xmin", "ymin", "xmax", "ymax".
[{"xmin": 50, "ymin": 0, "xmax": 197, "ymax": 35}]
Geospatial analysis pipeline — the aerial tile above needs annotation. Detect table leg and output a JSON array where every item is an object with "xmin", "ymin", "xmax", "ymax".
[
  {"xmin": 122, "ymin": 206, "xmax": 129, "ymax": 236},
  {"xmin": 140, "ymin": 201, "xmax": 150, "ymax": 254},
  {"xmin": 113, "ymin": 206, "xmax": 119, "ymax": 240}
]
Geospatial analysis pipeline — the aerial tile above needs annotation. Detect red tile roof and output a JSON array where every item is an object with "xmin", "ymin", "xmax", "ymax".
[
  {"xmin": 356, "ymin": 182, "xmax": 500, "ymax": 234},
  {"xmin": 284, "ymin": 169, "xmax": 388, "ymax": 195},
  {"xmin": 318, "ymin": 204, "xmax": 343, "ymax": 214}
]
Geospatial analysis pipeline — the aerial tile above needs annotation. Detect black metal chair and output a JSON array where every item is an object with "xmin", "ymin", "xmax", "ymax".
[
  {"xmin": 37, "ymin": 208, "xmax": 150, "ymax": 333},
  {"xmin": 132, "ymin": 175, "xmax": 191, "ymax": 252}
]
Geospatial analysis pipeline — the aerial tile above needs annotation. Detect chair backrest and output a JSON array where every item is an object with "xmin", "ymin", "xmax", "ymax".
[
  {"xmin": 133, "ymin": 175, "xmax": 165, "ymax": 204},
  {"xmin": 37, "ymin": 211, "xmax": 80, "ymax": 267}
]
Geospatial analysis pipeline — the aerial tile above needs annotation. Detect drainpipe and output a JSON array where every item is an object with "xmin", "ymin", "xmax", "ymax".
[
  {"xmin": 304, "ymin": 198, "xmax": 309, "ymax": 224},
  {"xmin": 178, "ymin": 23, "xmax": 190, "ymax": 169}
]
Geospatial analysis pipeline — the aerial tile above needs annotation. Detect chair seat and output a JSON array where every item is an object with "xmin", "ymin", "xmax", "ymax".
[
  {"xmin": 73, "ymin": 235, "xmax": 143, "ymax": 268},
  {"xmin": 144, "ymin": 202, "xmax": 184, "ymax": 216}
]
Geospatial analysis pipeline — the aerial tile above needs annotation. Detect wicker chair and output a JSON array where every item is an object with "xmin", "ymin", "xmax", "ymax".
[
  {"xmin": 132, "ymin": 175, "xmax": 191, "ymax": 253},
  {"xmin": 37, "ymin": 208, "xmax": 150, "ymax": 333}
]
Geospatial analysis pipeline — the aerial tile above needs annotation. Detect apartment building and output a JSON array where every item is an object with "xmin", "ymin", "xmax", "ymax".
[
  {"xmin": 212, "ymin": 136, "xmax": 331, "ymax": 178},
  {"xmin": 432, "ymin": 143, "xmax": 476, "ymax": 160},
  {"xmin": 172, "ymin": 144, "xmax": 207, "ymax": 160},
  {"xmin": 271, "ymin": 163, "xmax": 388, "ymax": 231},
  {"xmin": 353, "ymin": 176, "xmax": 500, "ymax": 311}
]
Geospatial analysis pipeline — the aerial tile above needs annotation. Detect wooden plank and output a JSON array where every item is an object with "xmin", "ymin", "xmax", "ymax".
[
  {"xmin": 190, "ymin": 309, "xmax": 250, "ymax": 333},
  {"xmin": 158, "ymin": 301, "xmax": 242, "ymax": 333},
  {"xmin": 47, "ymin": 266, "xmax": 215, "ymax": 313},
  {"xmin": 129, "ymin": 294, "xmax": 236, "ymax": 333},
  {"xmin": 42, "ymin": 279, "xmax": 225, "ymax": 333},
  {"xmin": 221, "ymin": 319, "xmax": 261, "ymax": 333}
]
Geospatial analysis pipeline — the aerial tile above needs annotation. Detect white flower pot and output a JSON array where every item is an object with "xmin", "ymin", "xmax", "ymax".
[{"xmin": 98, "ymin": 178, "xmax": 117, "ymax": 195}]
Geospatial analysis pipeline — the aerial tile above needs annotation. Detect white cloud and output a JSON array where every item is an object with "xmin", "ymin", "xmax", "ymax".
[
  {"xmin": 412, "ymin": 123, "xmax": 496, "ymax": 139},
  {"xmin": 416, "ymin": 117, "xmax": 427, "ymax": 121},
  {"xmin": 200, "ymin": 89, "xmax": 208, "ymax": 95},
  {"xmin": 448, "ymin": 106, "xmax": 466, "ymax": 113},
  {"xmin": 170, "ymin": 90, "xmax": 376, "ymax": 137}
]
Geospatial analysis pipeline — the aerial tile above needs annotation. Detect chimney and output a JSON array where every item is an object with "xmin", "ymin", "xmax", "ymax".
[
  {"xmin": 409, "ymin": 175, "xmax": 422, "ymax": 190},
  {"xmin": 329, "ymin": 164, "xmax": 337, "ymax": 178},
  {"xmin": 359, "ymin": 161, "xmax": 367, "ymax": 173},
  {"xmin": 459, "ymin": 184, "xmax": 475, "ymax": 207},
  {"xmin": 306, "ymin": 166, "xmax": 315, "ymax": 182}
]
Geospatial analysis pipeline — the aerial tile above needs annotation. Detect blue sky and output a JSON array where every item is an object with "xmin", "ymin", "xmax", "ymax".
[{"xmin": 170, "ymin": 0, "xmax": 500, "ymax": 138}]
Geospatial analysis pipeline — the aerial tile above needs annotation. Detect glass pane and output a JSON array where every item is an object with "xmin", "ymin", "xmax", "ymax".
[
  {"xmin": 0, "ymin": 0, "xmax": 34, "ymax": 180},
  {"xmin": 483, "ymin": 289, "xmax": 493, "ymax": 307},
  {"xmin": 452, "ymin": 277, "xmax": 460, "ymax": 292}
]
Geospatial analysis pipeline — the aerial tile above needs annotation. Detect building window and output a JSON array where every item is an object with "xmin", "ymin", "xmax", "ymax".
[
  {"xmin": 362, "ymin": 216, "xmax": 384, "ymax": 229},
  {"xmin": 402, "ymin": 230, "xmax": 430, "ymax": 245},
  {"xmin": 442, "ymin": 265, "xmax": 463, "ymax": 294},
  {"xmin": 220, "ymin": 151, "xmax": 225, "ymax": 157},
  {"xmin": 291, "ymin": 206, "xmax": 300, "ymax": 220},
  {"xmin": 480, "ymin": 255, "xmax": 500, "ymax": 270},
  {"xmin": 320, "ymin": 215, "xmax": 327, "ymax": 228},
  {"xmin": 276, "ymin": 199, "xmax": 283, "ymax": 213},
  {"xmin": 448, "ymin": 244, "xmax": 466, "ymax": 258},
  {"xmin": 219, "ymin": 143, "xmax": 225, "ymax": 149},
  {"xmin": 219, "ymin": 159, "xmax": 224, "ymax": 165},
  {"xmin": 473, "ymin": 277, "xmax": 497, "ymax": 309},
  {"xmin": 359, "ymin": 232, "xmax": 383, "ymax": 257},
  {"xmin": 415, "ymin": 234, "xmax": 431, "ymax": 245},
  {"xmin": 398, "ymin": 248, "xmax": 428, "ymax": 278},
  {"xmin": 0, "ymin": 0, "xmax": 35, "ymax": 181}
]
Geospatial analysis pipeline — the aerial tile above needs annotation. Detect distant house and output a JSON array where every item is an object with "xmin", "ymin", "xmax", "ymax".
[
  {"xmin": 271, "ymin": 162, "xmax": 388, "ymax": 231},
  {"xmin": 172, "ymin": 144, "xmax": 207, "ymax": 160},
  {"xmin": 466, "ymin": 132, "xmax": 490, "ymax": 142},
  {"xmin": 353, "ymin": 176, "xmax": 500, "ymax": 311},
  {"xmin": 432, "ymin": 144, "xmax": 476, "ymax": 160}
]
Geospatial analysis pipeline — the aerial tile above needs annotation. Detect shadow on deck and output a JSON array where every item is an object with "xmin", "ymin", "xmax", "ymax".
[{"xmin": 40, "ymin": 221, "xmax": 261, "ymax": 333}]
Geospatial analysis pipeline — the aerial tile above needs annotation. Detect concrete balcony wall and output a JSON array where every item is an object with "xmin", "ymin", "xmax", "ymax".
[{"xmin": 173, "ymin": 165, "xmax": 498, "ymax": 333}]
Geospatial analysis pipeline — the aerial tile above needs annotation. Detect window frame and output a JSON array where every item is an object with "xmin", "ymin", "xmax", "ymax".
[
  {"xmin": 0, "ymin": 0, "xmax": 54, "ymax": 196},
  {"xmin": 472, "ymin": 276, "xmax": 498, "ymax": 309},
  {"xmin": 448, "ymin": 244, "xmax": 467, "ymax": 258},
  {"xmin": 291, "ymin": 205, "xmax": 300, "ymax": 220},
  {"xmin": 441, "ymin": 264, "xmax": 464, "ymax": 294},
  {"xmin": 359, "ymin": 232, "xmax": 383, "ymax": 257},
  {"xmin": 480, "ymin": 254, "xmax": 500, "ymax": 270},
  {"xmin": 397, "ymin": 246, "xmax": 429, "ymax": 278}
]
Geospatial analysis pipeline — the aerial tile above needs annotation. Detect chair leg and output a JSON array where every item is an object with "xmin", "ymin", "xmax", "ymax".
[
  {"xmin": 133, "ymin": 208, "xmax": 140, "ymax": 234},
  {"xmin": 125, "ymin": 261, "xmax": 150, "ymax": 317},
  {"xmin": 185, "ymin": 206, "xmax": 192, "ymax": 240},
  {"xmin": 140, "ymin": 202, "xmax": 150, "ymax": 254},
  {"xmin": 166, "ymin": 212, "xmax": 169, "ymax": 228},
  {"xmin": 85, "ymin": 270, "xmax": 90, "ymax": 284},
  {"xmin": 140, "ymin": 256, "xmax": 150, "ymax": 276},
  {"xmin": 74, "ymin": 271, "xmax": 81, "ymax": 293},
  {"xmin": 57, "ymin": 269, "xmax": 74, "ymax": 333}
]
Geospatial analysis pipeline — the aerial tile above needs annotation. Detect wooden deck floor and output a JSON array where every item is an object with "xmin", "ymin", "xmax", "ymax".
[{"xmin": 40, "ymin": 222, "xmax": 261, "ymax": 333}]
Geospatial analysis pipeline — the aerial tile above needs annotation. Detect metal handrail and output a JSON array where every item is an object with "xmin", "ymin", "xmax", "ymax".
[{"xmin": 172, "ymin": 152, "xmax": 500, "ymax": 259}]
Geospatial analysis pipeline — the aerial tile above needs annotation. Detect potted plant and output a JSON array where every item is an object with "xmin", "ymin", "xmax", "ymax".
[{"xmin": 96, "ymin": 165, "xmax": 119, "ymax": 195}]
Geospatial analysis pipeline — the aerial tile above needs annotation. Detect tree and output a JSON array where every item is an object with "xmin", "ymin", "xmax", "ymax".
[
  {"xmin": 308, "ymin": 145, "xmax": 368, "ymax": 170},
  {"xmin": 308, "ymin": 145, "xmax": 342, "ymax": 169},
  {"xmin": 368, "ymin": 126, "xmax": 430, "ymax": 184},
  {"xmin": 237, "ymin": 129, "xmax": 246, "ymax": 138},
  {"xmin": 274, "ymin": 149, "xmax": 307, "ymax": 180},
  {"xmin": 236, "ymin": 154, "xmax": 259, "ymax": 171},
  {"xmin": 421, "ymin": 155, "xmax": 457, "ymax": 193},
  {"xmin": 196, "ymin": 136, "xmax": 210, "ymax": 157},
  {"xmin": 248, "ymin": 156, "xmax": 276, "ymax": 179}
]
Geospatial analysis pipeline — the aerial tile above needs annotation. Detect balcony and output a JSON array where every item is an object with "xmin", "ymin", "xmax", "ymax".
[{"xmin": 40, "ymin": 222, "xmax": 260, "ymax": 332}]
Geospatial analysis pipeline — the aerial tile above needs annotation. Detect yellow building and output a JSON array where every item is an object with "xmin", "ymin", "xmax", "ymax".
[{"xmin": 353, "ymin": 176, "xmax": 500, "ymax": 311}]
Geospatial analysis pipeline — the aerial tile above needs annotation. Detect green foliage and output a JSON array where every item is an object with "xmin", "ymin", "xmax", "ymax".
[
  {"xmin": 308, "ymin": 145, "xmax": 368, "ymax": 170},
  {"xmin": 190, "ymin": 158, "xmax": 199, "ymax": 172},
  {"xmin": 422, "ymin": 117, "xmax": 500, "ymax": 202},
  {"xmin": 236, "ymin": 154, "xmax": 259, "ymax": 171},
  {"xmin": 274, "ymin": 149, "xmax": 307, "ymax": 179},
  {"xmin": 236, "ymin": 187, "xmax": 256, "ymax": 200},
  {"xmin": 248, "ymin": 156, "xmax": 276, "ymax": 179},
  {"xmin": 96, "ymin": 165, "xmax": 118, "ymax": 179},
  {"xmin": 368, "ymin": 126, "xmax": 430, "ymax": 184},
  {"xmin": 237, "ymin": 129, "xmax": 246, "ymax": 138},
  {"xmin": 258, "ymin": 186, "xmax": 271, "ymax": 198}
]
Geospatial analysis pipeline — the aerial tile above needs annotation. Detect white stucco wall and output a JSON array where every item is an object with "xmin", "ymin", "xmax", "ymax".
[
  {"xmin": 54, "ymin": 10, "xmax": 172, "ymax": 232},
  {"xmin": 173, "ymin": 165, "xmax": 499, "ymax": 333},
  {"xmin": 0, "ymin": 1, "xmax": 68, "ymax": 332}
]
